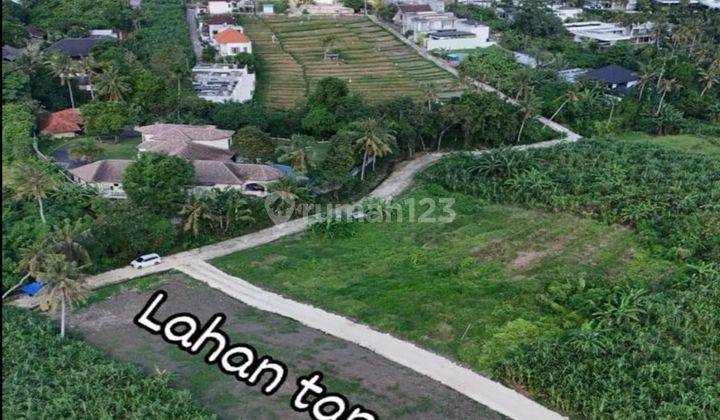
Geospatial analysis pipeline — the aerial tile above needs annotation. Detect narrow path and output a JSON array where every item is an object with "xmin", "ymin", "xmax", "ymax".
[
  {"xmin": 186, "ymin": 5, "xmax": 202, "ymax": 60},
  {"xmin": 177, "ymin": 260, "xmax": 564, "ymax": 420}
]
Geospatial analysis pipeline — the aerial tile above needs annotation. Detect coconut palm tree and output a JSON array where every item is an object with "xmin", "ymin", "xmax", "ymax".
[
  {"xmin": 51, "ymin": 219, "xmax": 92, "ymax": 268},
  {"xmin": 213, "ymin": 190, "xmax": 255, "ymax": 233},
  {"xmin": 512, "ymin": 67, "xmax": 534, "ymax": 101},
  {"xmin": 180, "ymin": 195, "xmax": 212, "ymax": 238},
  {"xmin": 36, "ymin": 254, "xmax": 87, "ymax": 338},
  {"xmin": 656, "ymin": 78, "xmax": 681, "ymax": 114},
  {"xmin": 77, "ymin": 56, "xmax": 98, "ymax": 100},
  {"xmin": 267, "ymin": 178, "xmax": 315, "ymax": 218},
  {"xmin": 278, "ymin": 135, "xmax": 316, "ymax": 175},
  {"xmin": 7, "ymin": 161, "xmax": 56, "ymax": 224},
  {"xmin": 635, "ymin": 62, "xmax": 657, "ymax": 101},
  {"xmin": 516, "ymin": 89, "xmax": 541, "ymax": 144},
  {"xmin": 422, "ymin": 86, "xmax": 439, "ymax": 112},
  {"xmin": 94, "ymin": 63, "xmax": 131, "ymax": 101},
  {"xmin": 699, "ymin": 65, "xmax": 719, "ymax": 97},
  {"xmin": 549, "ymin": 88, "xmax": 579, "ymax": 121},
  {"xmin": 2, "ymin": 240, "xmax": 49, "ymax": 300},
  {"xmin": 45, "ymin": 52, "xmax": 76, "ymax": 108},
  {"xmin": 350, "ymin": 118, "xmax": 396, "ymax": 181}
]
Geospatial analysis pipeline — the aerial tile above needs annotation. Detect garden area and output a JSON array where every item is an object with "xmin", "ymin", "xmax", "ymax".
[
  {"xmin": 213, "ymin": 135, "xmax": 720, "ymax": 418},
  {"xmin": 243, "ymin": 16, "xmax": 460, "ymax": 109}
]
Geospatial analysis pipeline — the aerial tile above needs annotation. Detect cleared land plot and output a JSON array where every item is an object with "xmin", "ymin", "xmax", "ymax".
[
  {"xmin": 213, "ymin": 188, "xmax": 676, "ymax": 373},
  {"xmin": 244, "ymin": 16, "xmax": 460, "ymax": 108},
  {"xmin": 68, "ymin": 273, "xmax": 503, "ymax": 419}
]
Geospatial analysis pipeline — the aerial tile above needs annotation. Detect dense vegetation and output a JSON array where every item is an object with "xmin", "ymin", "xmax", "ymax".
[
  {"xmin": 2, "ymin": 306, "xmax": 214, "ymax": 419},
  {"xmin": 454, "ymin": 3, "xmax": 720, "ymax": 138},
  {"xmin": 423, "ymin": 138, "xmax": 720, "ymax": 417}
]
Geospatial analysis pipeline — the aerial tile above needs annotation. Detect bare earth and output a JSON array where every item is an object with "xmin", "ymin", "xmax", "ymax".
[{"xmin": 67, "ymin": 274, "xmax": 504, "ymax": 420}]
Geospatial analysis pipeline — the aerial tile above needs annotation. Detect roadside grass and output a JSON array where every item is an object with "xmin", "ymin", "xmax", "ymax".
[
  {"xmin": 79, "ymin": 273, "xmax": 166, "ymax": 308},
  {"xmin": 212, "ymin": 187, "xmax": 675, "ymax": 373},
  {"xmin": 615, "ymin": 132, "xmax": 720, "ymax": 156},
  {"xmin": 243, "ymin": 16, "xmax": 460, "ymax": 108}
]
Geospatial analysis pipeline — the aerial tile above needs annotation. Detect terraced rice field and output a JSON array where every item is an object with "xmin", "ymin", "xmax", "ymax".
[{"xmin": 242, "ymin": 16, "xmax": 461, "ymax": 108}]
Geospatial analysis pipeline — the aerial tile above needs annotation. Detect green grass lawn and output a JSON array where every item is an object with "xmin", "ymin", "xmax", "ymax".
[
  {"xmin": 616, "ymin": 132, "xmax": 720, "ymax": 156},
  {"xmin": 47, "ymin": 136, "xmax": 141, "ymax": 161},
  {"xmin": 213, "ymin": 187, "xmax": 675, "ymax": 373}
]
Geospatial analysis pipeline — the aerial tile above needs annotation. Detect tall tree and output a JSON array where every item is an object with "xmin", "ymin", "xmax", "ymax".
[
  {"xmin": 36, "ymin": 254, "xmax": 87, "ymax": 338},
  {"xmin": 656, "ymin": 78, "xmax": 681, "ymax": 114},
  {"xmin": 77, "ymin": 56, "xmax": 98, "ymax": 100},
  {"xmin": 51, "ymin": 219, "xmax": 92, "ymax": 268},
  {"xmin": 45, "ymin": 52, "xmax": 76, "ymax": 108},
  {"xmin": 7, "ymin": 161, "xmax": 56, "ymax": 224},
  {"xmin": 2, "ymin": 240, "xmax": 49, "ymax": 300},
  {"xmin": 278, "ymin": 135, "xmax": 316, "ymax": 175},
  {"xmin": 517, "ymin": 89, "xmax": 541, "ymax": 143},
  {"xmin": 350, "ymin": 119, "xmax": 396, "ymax": 181},
  {"xmin": 550, "ymin": 89, "xmax": 579, "ymax": 121},
  {"xmin": 95, "ymin": 64, "xmax": 130, "ymax": 101}
]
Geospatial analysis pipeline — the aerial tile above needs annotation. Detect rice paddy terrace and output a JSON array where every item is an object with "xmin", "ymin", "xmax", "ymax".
[{"xmin": 243, "ymin": 16, "xmax": 462, "ymax": 109}]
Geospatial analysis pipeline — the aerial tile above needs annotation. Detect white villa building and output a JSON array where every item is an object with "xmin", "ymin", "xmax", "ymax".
[
  {"xmin": 192, "ymin": 63, "xmax": 256, "ymax": 103},
  {"xmin": 564, "ymin": 21, "xmax": 655, "ymax": 46},
  {"xmin": 425, "ymin": 19, "xmax": 492, "ymax": 51}
]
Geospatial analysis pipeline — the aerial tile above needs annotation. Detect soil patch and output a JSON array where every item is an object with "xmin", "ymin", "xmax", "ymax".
[{"xmin": 67, "ymin": 273, "xmax": 504, "ymax": 420}]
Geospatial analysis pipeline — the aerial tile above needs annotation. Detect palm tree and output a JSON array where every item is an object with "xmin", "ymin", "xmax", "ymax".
[
  {"xmin": 656, "ymin": 78, "xmax": 681, "ymax": 114},
  {"xmin": 267, "ymin": 178, "xmax": 314, "ymax": 217},
  {"xmin": 512, "ymin": 67, "xmax": 534, "ymax": 101},
  {"xmin": 422, "ymin": 86, "xmax": 439, "ymax": 112},
  {"xmin": 77, "ymin": 56, "xmax": 97, "ymax": 100},
  {"xmin": 36, "ymin": 254, "xmax": 87, "ymax": 338},
  {"xmin": 180, "ymin": 195, "xmax": 211, "ymax": 238},
  {"xmin": 2, "ymin": 240, "xmax": 49, "ymax": 300},
  {"xmin": 635, "ymin": 62, "xmax": 657, "ymax": 101},
  {"xmin": 213, "ymin": 190, "xmax": 255, "ymax": 232},
  {"xmin": 516, "ymin": 89, "xmax": 541, "ymax": 144},
  {"xmin": 7, "ymin": 161, "xmax": 56, "ymax": 224},
  {"xmin": 278, "ymin": 135, "xmax": 316, "ymax": 175},
  {"xmin": 45, "ymin": 52, "xmax": 76, "ymax": 108},
  {"xmin": 699, "ymin": 65, "xmax": 719, "ymax": 97},
  {"xmin": 94, "ymin": 64, "xmax": 131, "ymax": 101},
  {"xmin": 51, "ymin": 219, "xmax": 92, "ymax": 268},
  {"xmin": 350, "ymin": 119, "xmax": 396, "ymax": 181},
  {"xmin": 549, "ymin": 89, "xmax": 579, "ymax": 121}
]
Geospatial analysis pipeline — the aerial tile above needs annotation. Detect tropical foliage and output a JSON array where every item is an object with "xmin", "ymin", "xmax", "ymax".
[{"xmin": 2, "ymin": 305, "xmax": 214, "ymax": 418}]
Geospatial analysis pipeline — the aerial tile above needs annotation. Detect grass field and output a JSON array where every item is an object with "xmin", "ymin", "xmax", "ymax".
[
  {"xmin": 243, "ymin": 16, "xmax": 461, "ymax": 109},
  {"xmin": 616, "ymin": 133, "xmax": 720, "ymax": 156},
  {"xmin": 213, "ymin": 187, "xmax": 675, "ymax": 373}
]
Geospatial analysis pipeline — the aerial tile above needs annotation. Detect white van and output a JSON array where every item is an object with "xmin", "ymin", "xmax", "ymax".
[{"xmin": 131, "ymin": 253, "xmax": 162, "ymax": 269}]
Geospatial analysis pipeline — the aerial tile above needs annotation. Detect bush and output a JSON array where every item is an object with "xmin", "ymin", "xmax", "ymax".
[
  {"xmin": 311, "ymin": 215, "xmax": 358, "ymax": 239},
  {"xmin": 2, "ymin": 306, "xmax": 214, "ymax": 419}
]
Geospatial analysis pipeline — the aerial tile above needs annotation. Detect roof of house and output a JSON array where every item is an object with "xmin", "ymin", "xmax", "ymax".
[
  {"xmin": 69, "ymin": 159, "xmax": 284, "ymax": 185},
  {"xmin": 27, "ymin": 25, "xmax": 44, "ymax": 38},
  {"xmin": 135, "ymin": 123, "xmax": 234, "ymax": 142},
  {"xmin": 40, "ymin": 109, "xmax": 83, "ymax": 134},
  {"xmin": 582, "ymin": 64, "xmax": 638, "ymax": 85},
  {"xmin": 2, "ymin": 45, "xmax": 23, "ymax": 61},
  {"xmin": 206, "ymin": 15, "xmax": 236, "ymax": 25},
  {"xmin": 429, "ymin": 30, "xmax": 475, "ymax": 38},
  {"xmin": 138, "ymin": 139, "xmax": 235, "ymax": 161},
  {"xmin": 397, "ymin": 4, "xmax": 433, "ymax": 13},
  {"xmin": 48, "ymin": 37, "xmax": 112, "ymax": 58},
  {"xmin": 193, "ymin": 161, "xmax": 284, "ymax": 185},
  {"xmin": 215, "ymin": 28, "xmax": 251, "ymax": 44},
  {"xmin": 69, "ymin": 159, "xmax": 129, "ymax": 183}
]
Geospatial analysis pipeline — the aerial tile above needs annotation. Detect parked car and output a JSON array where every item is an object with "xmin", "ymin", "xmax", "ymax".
[{"xmin": 131, "ymin": 253, "xmax": 162, "ymax": 269}]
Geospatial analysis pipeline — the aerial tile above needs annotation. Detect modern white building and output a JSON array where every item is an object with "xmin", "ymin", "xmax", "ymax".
[
  {"xmin": 192, "ymin": 63, "xmax": 256, "ymax": 103},
  {"xmin": 214, "ymin": 27, "xmax": 252, "ymax": 56},
  {"xmin": 207, "ymin": 0, "xmax": 233, "ymax": 15},
  {"xmin": 551, "ymin": 5, "xmax": 583, "ymax": 22},
  {"xmin": 425, "ymin": 19, "xmax": 493, "ymax": 51},
  {"xmin": 564, "ymin": 21, "xmax": 655, "ymax": 46}
]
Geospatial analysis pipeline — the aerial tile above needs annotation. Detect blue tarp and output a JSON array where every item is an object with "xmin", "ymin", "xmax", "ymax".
[{"xmin": 21, "ymin": 282, "xmax": 44, "ymax": 296}]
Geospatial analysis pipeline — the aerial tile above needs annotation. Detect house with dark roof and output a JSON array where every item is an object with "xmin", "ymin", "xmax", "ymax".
[
  {"xmin": 68, "ymin": 159, "xmax": 284, "ymax": 198},
  {"xmin": 3, "ymin": 45, "xmax": 24, "ymax": 61},
  {"xmin": 580, "ymin": 64, "xmax": 638, "ymax": 94},
  {"xmin": 48, "ymin": 37, "xmax": 112, "ymax": 59},
  {"xmin": 40, "ymin": 109, "xmax": 84, "ymax": 138}
]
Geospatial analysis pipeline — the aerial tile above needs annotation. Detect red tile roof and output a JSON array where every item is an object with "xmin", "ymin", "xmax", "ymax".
[
  {"xmin": 40, "ymin": 109, "xmax": 83, "ymax": 135},
  {"xmin": 215, "ymin": 28, "xmax": 250, "ymax": 44},
  {"xmin": 206, "ymin": 15, "xmax": 235, "ymax": 25}
]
